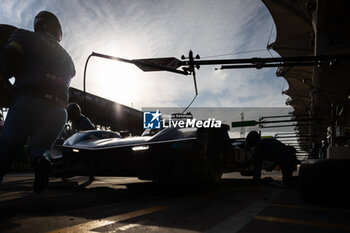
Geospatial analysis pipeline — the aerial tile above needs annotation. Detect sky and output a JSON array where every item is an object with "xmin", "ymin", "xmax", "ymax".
[{"xmin": 0, "ymin": 0, "xmax": 290, "ymax": 110}]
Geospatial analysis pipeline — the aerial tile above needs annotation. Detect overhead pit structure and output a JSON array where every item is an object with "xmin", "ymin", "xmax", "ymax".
[{"xmin": 263, "ymin": 0, "xmax": 350, "ymax": 155}]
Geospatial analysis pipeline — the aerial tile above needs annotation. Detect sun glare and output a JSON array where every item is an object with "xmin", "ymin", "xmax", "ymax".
[
  {"xmin": 87, "ymin": 58, "xmax": 144, "ymax": 108},
  {"xmin": 84, "ymin": 48, "xmax": 194, "ymax": 109}
]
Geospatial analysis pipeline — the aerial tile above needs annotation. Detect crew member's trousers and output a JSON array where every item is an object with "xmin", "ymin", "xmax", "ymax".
[{"xmin": 0, "ymin": 95, "xmax": 66, "ymax": 175}]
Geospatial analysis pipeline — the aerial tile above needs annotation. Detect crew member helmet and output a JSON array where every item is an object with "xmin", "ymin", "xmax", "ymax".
[
  {"xmin": 67, "ymin": 103, "xmax": 81, "ymax": 120},
  {"xmin": 34, "ymin": 11, "xmax": 62, "ymax": 42},
  {"xmin": 246, "ymin": 131, "xmax": 261, "ymax": 148}
]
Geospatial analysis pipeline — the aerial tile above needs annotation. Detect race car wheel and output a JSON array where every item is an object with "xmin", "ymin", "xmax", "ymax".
[{"xmin": 202, "ymin": 154, "xmax": 223, "ymax": 184}]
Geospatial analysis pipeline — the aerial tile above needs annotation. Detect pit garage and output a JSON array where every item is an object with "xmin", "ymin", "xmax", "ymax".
[{"xmin": 263, "ymin": 0, "xmax": 350, "ymax": 201}]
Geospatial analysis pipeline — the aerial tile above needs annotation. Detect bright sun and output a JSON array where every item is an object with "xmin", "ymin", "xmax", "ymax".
[{"xmin": 87, "ymin": 57, "xmax": 145, "ymax": 108}]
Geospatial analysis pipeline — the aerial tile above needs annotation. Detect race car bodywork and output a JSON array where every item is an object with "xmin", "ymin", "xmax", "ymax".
[
  {"xmin": 52, "ymin": 126, "xmax": 232, "ymax": 183},
  {"xmin": 51, "ymin": 126, "xmax": 298, "ymax": 184}
]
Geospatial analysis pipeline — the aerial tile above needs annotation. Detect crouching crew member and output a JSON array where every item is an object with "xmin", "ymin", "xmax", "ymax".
[
  {"xmin": 0, "ymin": 11, "xmax": 75, "ymax": 192},
  {"xmin": 246, "ymin": 131, "xmax": 299, "ymax": 185},
  {"xmin": 67, "ymin": 102, "xmax": 95, "ymax": 132},
  {"xmin": 66, "ymin": 102, "xmax": 95, "ymax": 182}
]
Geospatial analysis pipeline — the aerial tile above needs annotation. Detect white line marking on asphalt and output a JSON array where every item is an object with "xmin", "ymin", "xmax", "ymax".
[
  {"xmin": 204, "ymin": 189, "xmax": 284, "ymax": 233},
  {"xmin": 47, "ymin": 206, "xmax": 169, "ymax": 233},
  {"xmin": 118, "ymin": 223, "xmax": 142, "ymax": 231},
  {"xmin": 254, "ymin": 215, "xmax": 350, "ymax": 231}
]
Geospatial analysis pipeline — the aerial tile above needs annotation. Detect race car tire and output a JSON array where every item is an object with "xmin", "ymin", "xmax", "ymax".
[
  {"xmin": 200, "ymin": 155, "xmax": 223, "ymax": 184},
  {"xmin": 199, "ymin": 130, "xmax": 226, "ymax": 184},
  {"xmin": 299, "ymin": 159, "xmax": 350, "ymax": 203}
]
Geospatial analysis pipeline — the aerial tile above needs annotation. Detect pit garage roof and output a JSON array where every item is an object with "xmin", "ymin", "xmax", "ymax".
[
  {"xmin": 0, "ymin": 86, "xmax": 143, "ymax": 135},
  {"xmin": 263, "ymin": 0, "xmax": 350, "ymax": 151},
  {"xmin": 69, "ymin": 87, "xmax": 143, "ymax": 135}
]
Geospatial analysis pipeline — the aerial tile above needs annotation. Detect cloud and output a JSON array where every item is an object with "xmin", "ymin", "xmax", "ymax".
[{"xmin": 0, "ymin": 0, "xmax": 288, "ymax": 108}]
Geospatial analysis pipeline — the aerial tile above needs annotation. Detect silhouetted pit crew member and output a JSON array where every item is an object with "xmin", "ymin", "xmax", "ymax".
[
  {"xmin": 0, "ymin": 11, "xmax": 75, "ymax": 192},
  {"xmin": 66, "ymin": 102, "xmax": 95, "ymax": 181},
  {"xmin": 66, "ymin": 102, "xmax": 95, "ymax": 132},
  {"xmin": 246, "ymin": 131, "xmax": 299, "ymax": 185}
]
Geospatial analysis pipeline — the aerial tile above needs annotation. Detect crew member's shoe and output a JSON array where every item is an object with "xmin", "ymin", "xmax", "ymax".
[{"xmin": 33, "ymin": 156, "xmax": 51, "ymax": 193}]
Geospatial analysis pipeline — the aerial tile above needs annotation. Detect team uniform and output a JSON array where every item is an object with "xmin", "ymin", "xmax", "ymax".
[
  {"xmin": 71, "ymin": 114, "xmax": 95, "ymax": 132},
  {"xmin": 0, "ymin": 27, "xmax": 75, "ymax": 189}
]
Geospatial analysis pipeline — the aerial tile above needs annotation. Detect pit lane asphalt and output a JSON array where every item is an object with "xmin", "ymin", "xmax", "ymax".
[{"xmin": 1, "ymin": 172, "xmax": 349, "ymax": 233}]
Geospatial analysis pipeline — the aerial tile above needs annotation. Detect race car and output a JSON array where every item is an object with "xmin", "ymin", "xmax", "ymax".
[
  {"xmin": 51, "ymin": 125, "xmax": 233, "ymax": 183},
  {"xmin": 51, "ymin": 125, "xmax": 298, "ymax": 185}
]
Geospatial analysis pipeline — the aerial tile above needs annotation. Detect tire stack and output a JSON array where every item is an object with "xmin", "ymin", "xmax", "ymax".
[{"xmin": 299, "ymin": 159, "xmax": 350, "ymax": 204}]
